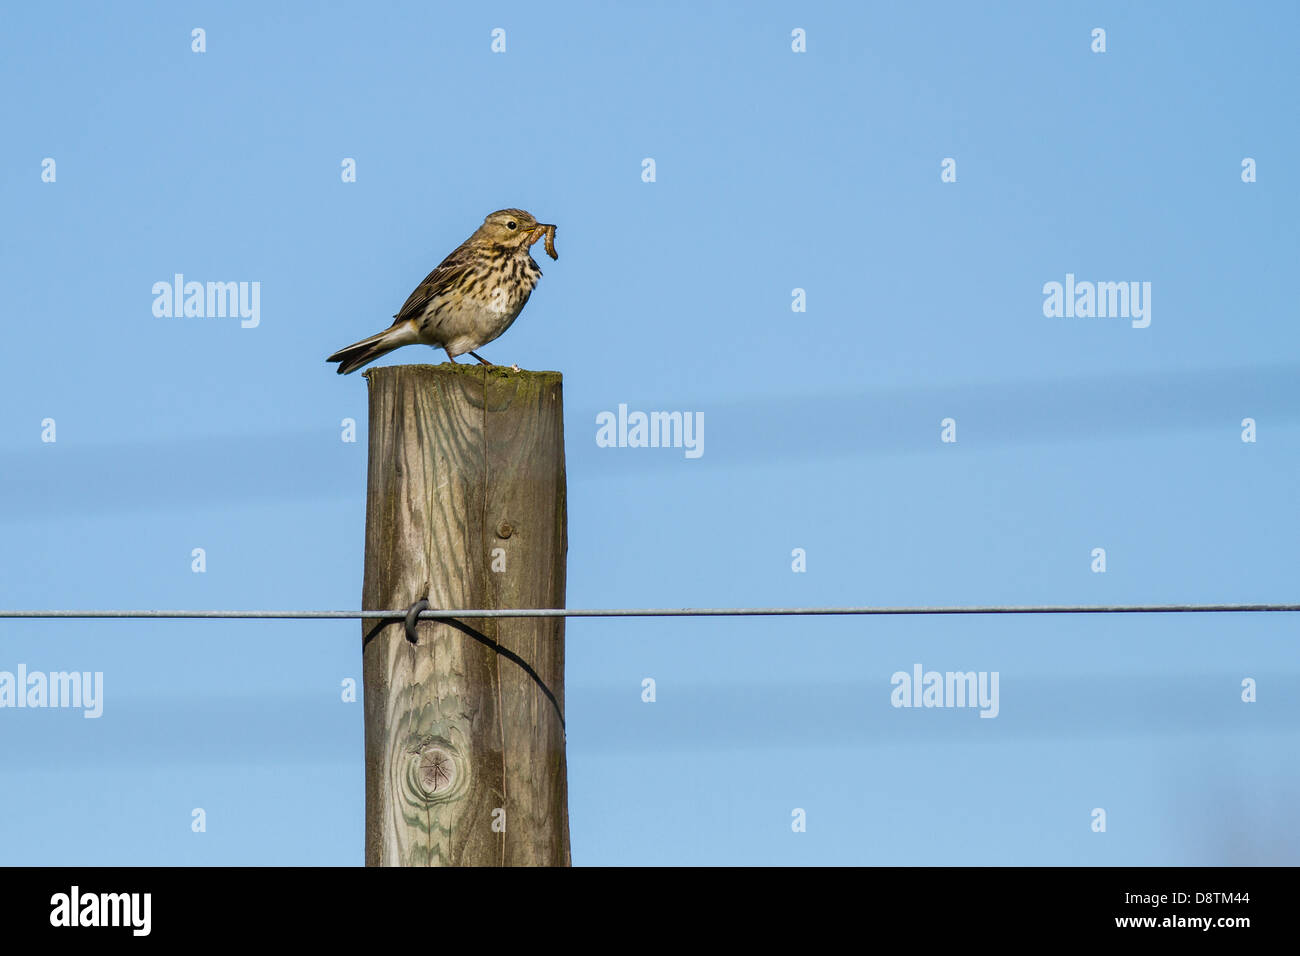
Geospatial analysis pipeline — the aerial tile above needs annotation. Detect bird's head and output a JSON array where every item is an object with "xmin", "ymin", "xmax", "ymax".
[{"xmin": 475, "ymin": 208, "xmax": 554, "ymax": 253}]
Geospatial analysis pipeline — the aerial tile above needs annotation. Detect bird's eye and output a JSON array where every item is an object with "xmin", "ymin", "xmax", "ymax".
[{"xmin": 507, "ymin": 221, "xmax": 517, "ymax": 230}]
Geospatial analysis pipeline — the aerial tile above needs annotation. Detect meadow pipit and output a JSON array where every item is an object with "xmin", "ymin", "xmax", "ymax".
[{"xmin": 327, "ymin": 208, "xmax": 557, "ymax": 374}]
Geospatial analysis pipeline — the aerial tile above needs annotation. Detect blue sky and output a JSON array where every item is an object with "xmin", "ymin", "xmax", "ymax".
[{"xmin": 0, "ymin": 1, "xmax": 1296, "ymax": 865}]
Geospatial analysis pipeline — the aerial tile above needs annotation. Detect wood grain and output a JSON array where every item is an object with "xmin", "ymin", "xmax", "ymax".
[{"xmin": 361, "ymin": 364, "xmax": 569, "ymax": 866}]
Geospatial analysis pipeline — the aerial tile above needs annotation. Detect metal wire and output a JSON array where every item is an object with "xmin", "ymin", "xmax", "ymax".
[{"xmin": 0, "ymin": 603, "xmax": 1297, "ymax": 620}]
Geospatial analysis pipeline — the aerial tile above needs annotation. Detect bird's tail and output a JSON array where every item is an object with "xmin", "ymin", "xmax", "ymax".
[{"xmin": 327, "ymin": 321, "xmax": 418, "ymax": 375}]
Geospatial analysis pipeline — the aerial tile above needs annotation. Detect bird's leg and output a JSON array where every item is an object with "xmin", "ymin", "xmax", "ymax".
[
  {"xmin": 468, "ymin": 351, "xmax": 494, "ymax": 367},
  {"xmin": 444, "ymin": 349, "xmax": 459, "ymax": 364}
]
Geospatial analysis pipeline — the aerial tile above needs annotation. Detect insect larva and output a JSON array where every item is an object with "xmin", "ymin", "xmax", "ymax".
[{"xmin": 543, "ymin": 224, "xmax": 558, "ymax": 260}]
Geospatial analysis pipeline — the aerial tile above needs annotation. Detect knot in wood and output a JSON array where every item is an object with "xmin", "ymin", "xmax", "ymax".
[
  {"xmin": 403, "ymin": 737, "xmax": 466, "ymax": 806},
  {"xmin": 419, "ymin": 745, "xmax": 456, "ymax": 794}
]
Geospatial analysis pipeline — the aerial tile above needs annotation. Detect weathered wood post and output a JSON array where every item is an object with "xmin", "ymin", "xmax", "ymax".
[{"xmin": 361, "ymin": 364, "xmax": 570, "ymax": 866}]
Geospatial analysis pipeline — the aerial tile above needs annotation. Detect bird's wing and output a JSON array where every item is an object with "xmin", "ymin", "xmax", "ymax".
[{"xmin": 390, "ymin": 243, "xmax": 477, "ymax": 325}]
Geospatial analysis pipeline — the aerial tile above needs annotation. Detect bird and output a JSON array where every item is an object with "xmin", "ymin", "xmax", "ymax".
[{"xmin": 327, "ymin": 208, "xmax": 557, "ymax": 374}]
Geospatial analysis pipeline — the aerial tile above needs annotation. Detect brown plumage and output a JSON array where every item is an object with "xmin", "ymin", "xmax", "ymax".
[{"xmin": 327, "ymin": 208, "xmax": 558, "ymax": 374}]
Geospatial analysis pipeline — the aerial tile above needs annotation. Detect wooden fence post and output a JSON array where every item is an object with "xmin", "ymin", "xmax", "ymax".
[{"xmin": 361, "ymin": 364, "xmax": 569, "ymax": 866}]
